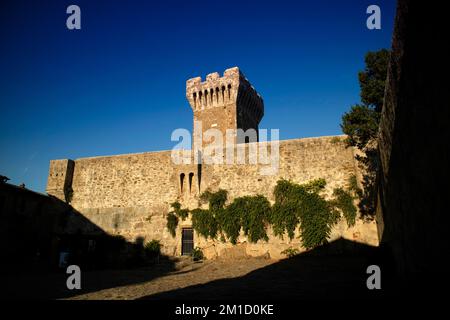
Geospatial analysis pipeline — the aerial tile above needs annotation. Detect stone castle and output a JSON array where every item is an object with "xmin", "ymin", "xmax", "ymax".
[{"xmin": 46, "ymin": 67, "xmax": 379, "ymax": 259}]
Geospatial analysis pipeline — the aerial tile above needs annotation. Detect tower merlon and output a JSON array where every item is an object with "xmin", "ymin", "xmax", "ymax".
[
  {"xmin": 186, "ymin": 67, "xmax": 264, "ymax": 117},
  {"xmin": 186, "ymin": 66, "xmax": 265, "ymax": 143}
]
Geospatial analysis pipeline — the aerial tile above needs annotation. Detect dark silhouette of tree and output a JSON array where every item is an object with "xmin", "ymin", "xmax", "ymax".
[{"xmin": 341, "ymin": 49, "xmax": 390, "ymax": 218}]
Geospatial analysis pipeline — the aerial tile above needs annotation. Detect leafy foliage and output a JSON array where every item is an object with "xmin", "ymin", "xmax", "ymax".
[
  {"xmin": 191, "ymin": 189, "xmax": 227, "ymax": 240},
  {"xmin": 200, "ymin": 192, "xmax": 271, "ymax": 244},
  {"xmin": 144, "ymin": 239, "xmax": 161, "ymax": 258},
  {"xmin": 216, "ymin": 201, "xmax": 241, "ymax": 244},
  {"xmin": 331, "ymin": 187, "xmax": 357, "ymax": 227},
  {"xmin": 237, "ymin": 195, "xmax": 271, "ymax": 243},
  {"xmin": 200, "ymin": 189, "xmax": 228, "ymax": 210},
  {"xmin": 281, "ymin": 247, "xmax": 300, "ymax": 258},
  {"xmin": 341, "ymin": 104, "xmax": 380, "ymax": 150},
  {"xmin": 165, "ymin": 201, "xmax": 190, "ymax": 238},
  {"xmin": 270, "ymin": 179, "xmax": 338, "ymax": 249},
  {"xmin": 171, "ymin": 201, "xmax": 189, "ymax": 220},
  {"xmin": 341, "ymin": 49, "xmax": 390, "ymax": 218},
  {"xmin": 358, "ymin": 49, "xmax": 390, "ymax": 112},
  {"xmin": 295, "ymin": 183, "xmax": 339, "ymax": 249},
  {"xmin": 191, "ymin": 208, "xmax": 218, "ymax": 239},
  {"xmin": 303, "ymin": 178, "xmax": 327, "ymax": 193},
  {"xmin": 348, "ymin": 174, "xmax": 360, "ymax": 193},
  {"xmin": 166, "ymin": 178, "xmax": 358, "ymax": 250},
  {"xmin": 269, "ymin": 179, "xmax": 300, "ymax": 240},
  {"xmin": 166, "ymin": 212, "xmax": 178, "ymax": 237},
  {"xmin": 191, "ymin": 247, "xmax": 204, "ymax": 261}
]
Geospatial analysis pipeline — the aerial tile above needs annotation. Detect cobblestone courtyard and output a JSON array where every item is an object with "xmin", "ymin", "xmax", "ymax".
[
  {"xmin": 4, "ymin": 241, "xmax": 393, "ymax": 300},
  {"xmin": 68, "ymin": 257, "xmax": 274, "ymax": 300}
]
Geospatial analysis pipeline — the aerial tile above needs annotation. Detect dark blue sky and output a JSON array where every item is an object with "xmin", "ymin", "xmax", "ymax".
[{"xmin": 0, "ymin": 0, "xmax": 396, "ymax": 192}]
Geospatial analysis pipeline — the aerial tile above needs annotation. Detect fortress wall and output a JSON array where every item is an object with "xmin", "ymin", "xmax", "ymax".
[
  {"xmin": 67, "ymin": 150, "xmax": 183, "ymax": 255},
  {"xmin": 71, "ymin": 150, "xmax": 179, "ymax": 209},
  {"xmin": 376, "ymin": 0, "xmax": 447, "ymax": 280},
  {"xmin": 195, "ymin": 135, "xmax": 379, "ymax": 259},
  {"xmin": 202, "ymin": 136, "xmax": 358, "ymax": 202},
  {"xmin": 53, "ymin": 135, "xmax": 378, "ymax": 258}
]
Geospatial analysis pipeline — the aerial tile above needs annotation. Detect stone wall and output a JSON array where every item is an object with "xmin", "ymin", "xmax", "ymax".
[
  {"xmin": 377, "ymin": 0, "xmax": 448, "ymax": 281},
  {"xmin": 47, "ymin": 135, "xmax": 379, "ymax": 259},
  {"xmin": 46, "ymin": 159, "xmax": 74, "ymax": 202}
]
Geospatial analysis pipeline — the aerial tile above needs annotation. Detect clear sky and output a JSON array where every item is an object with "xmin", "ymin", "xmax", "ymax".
[{"xmin": 0, "ymin": 0, "xmax": 396, "ymax": 193}]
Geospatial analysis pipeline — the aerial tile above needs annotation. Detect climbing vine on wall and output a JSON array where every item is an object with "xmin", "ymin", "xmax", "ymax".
[
  {"xmin": 191, "ymin": 208, "xmax": 218, "ymax": 239},
  {"xmin": 165, "ymin": 201, "xmax": 188, "ymax": 237},
  {"xmin": 200, "ymin": 189, "xmax": 228, "ymax": 211},
  {"xmin": 165, "ymin": 178, "xmax": 358, "ymax": 251},
  {"xmin": 171, "ymin": 201, "xmax": 189, "ymax": 220},
  {"xmin": 166, "ymin": 212, "xmax": 178, "ymax": 237},
  {"xmin": 226, "ymin": 195, "xmax": 271, "ymax": 243},
  {"xmin": 270, "ymin": 179, "xmax": 340, "ymax": 249},
  {"xmin": 215, "ymin": 201, "xmax": 241, "ymax": 244},
  {"xmin": 331, "ymin": 187, "xmax": 357, "ymax": 227}
]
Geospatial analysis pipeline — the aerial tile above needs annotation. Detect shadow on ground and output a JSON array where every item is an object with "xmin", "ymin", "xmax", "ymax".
[
  {"xmin": 2, "ymin": 256, "xmax": 184, "ymax": 300},
  {"xmin": 0, "ymin": 182, "xmax": 182, "ymax": 300},
  {"xmin": 138, "ymin": 238, "xmax": 396, "ymax": 300}
]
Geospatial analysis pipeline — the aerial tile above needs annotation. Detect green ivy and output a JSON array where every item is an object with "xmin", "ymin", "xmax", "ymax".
[
  {"xmin": 165, "ymin": 178, "xmax": 358, "ymax": 250},
  {"xmin": 191, "ymin": 208, "xmax": 218, "ymax": 239},
  {"xmin": 241, "ymin": 196, "xmax": 271, "ymax": 243},
  {"xmin": 329, "ymin": 175, "xmax": 360, "ymax": 228},
  {"xmin": 144, "ymin": 239, "xmax": 161, "ymax": 257},
  {"xmin": 171, "ymin": 201, "xmax": 189, "ymax": 220},
  {"xmin": 348, "ymin": 175, "xmax": 359, "ymax": 193},
  {"xmin": 269, "ymin": 179, "xmax": 302, "ymax": 240},
  {"xmin": 281, "ymin": 247, "xmax": 300, "ymax": 258},
  {"xmin": 191, "ymin": 247, "xmax": 204, "ymax": 261},
  {"xmin": 201, "ymin": 192, "xmax": 271, "ymax": 244},
  {"xmin": 270, "ymin": 202, "xmax": 298, "ymax": 240},
  {"xmin": 200, "ymin": 189, "xmax": 228, "ymax": 210},
  {"xmin": 216, "ymin": 205, "xmax": 240, "ymax": 244},
  {"xmin": 303, "ymin": 178, "xmax": 327, "ymax": 193},
  {"xmin": 297, "ymin": 187, "xmax": 340, "ymax": 249},
  {"xmin": 221, "ymin": 197, "xmax": 245, "ymax": 244},
  {"xmin": 271, "ymin": 179, "xmax": 340, "ymax": 249},
  {"xmin": 165, "ymin": 202, "xmax": 190, "ymax": 238}
]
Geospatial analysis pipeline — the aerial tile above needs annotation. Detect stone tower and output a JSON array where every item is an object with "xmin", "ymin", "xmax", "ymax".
[{"xmin": 186, "ymin": 67, "xmax": 264, "ymax": 144}]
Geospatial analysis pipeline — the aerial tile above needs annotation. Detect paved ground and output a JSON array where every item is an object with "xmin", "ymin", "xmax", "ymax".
[
  {"xmin": 68, "ymin": 257, "xmax": 275, "ymax": 300},
  {"xmin": 2, "ymin": 256, "xmax": 274, "ymax": 300},
  {"xmin": 3, "ymin": 240, "xmax": 397, "ymax": 300},
  {"xmin": 68, "ymin": 253, "xmax": 393, "ymax": 301}
]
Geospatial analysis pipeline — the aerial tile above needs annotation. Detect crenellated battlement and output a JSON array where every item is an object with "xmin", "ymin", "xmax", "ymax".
[
  {"xmin": 186, "ymin": 67, "xmax": 264, "ymax": 142},
  {"xmin": 186, "ymin": 67, "xmax": 263, "ymax": 115}
]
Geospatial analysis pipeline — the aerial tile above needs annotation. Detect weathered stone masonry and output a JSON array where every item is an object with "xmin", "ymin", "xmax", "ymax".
[{"xmin": 47, "ymin": 67, "xmax": 379, "ymax": 259}]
